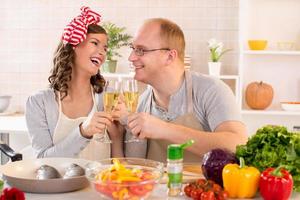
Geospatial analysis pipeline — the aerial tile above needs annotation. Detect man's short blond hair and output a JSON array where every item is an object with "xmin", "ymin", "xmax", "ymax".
[{"xmin": 145, "ymin": 18, "xmax": 185, "ymax": 62}]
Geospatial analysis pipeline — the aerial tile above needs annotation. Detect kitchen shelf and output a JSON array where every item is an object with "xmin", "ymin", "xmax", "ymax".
[
  {"xmin": 243, "ymin": 50, "xmax": 300, "ymax": 55},
  {"xmin": 241, "ymin": 109, "xmax": 300, "ymax": 116}
]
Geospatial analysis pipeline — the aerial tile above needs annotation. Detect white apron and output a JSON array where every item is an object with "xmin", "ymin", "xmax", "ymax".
[
  {"xmin": 146, "ymin": 70, "xmax": 204, "ymax": 163},
  {"xmin": 53, "ymin": 91, "xmax": 110, "ymax": 160}
]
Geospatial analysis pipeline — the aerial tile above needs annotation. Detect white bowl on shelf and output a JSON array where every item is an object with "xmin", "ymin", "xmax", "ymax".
[
  {"xmin": 281, "ymin": 102, "xmax": 300, "ymax": 111},
  {"xmin": 277, "ymin": 42, "xmax": 295, "ymax": 51}
]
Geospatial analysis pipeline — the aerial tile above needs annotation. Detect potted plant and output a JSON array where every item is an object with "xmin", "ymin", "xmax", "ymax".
[
  {"xmin": 207, "ymin": 38, "xmax": 231, "ymax": 76},
  {"xmin": 102, "ymin": 22, "xmax": 132, "ymax": 73}
]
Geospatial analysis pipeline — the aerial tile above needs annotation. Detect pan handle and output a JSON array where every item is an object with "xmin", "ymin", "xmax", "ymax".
[{"xmin": 0, "ymin": 142, "xmax": 22, "ymax": 162}]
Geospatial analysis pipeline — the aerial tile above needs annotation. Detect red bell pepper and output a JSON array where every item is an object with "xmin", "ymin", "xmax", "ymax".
[{"xmin": 259, "ymin": 166, "xmax": 293, "ymax": 200}]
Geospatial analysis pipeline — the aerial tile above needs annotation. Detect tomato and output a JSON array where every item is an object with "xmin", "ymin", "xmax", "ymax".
[
  {"xmin": 190, "ymin": 189, "xmax": 199, "ymax": 200},
  {"xmin": 184, "ymin": 185, "xmax": 193, "ymax": 197},
  {"xmin": 95, "ymin": 183, "xmax": 121, "ymax": 197},
  {"xmin": 206, "ymin": 180, "xmax": 215, "ymax": 188},
  {"xmin": 129, "ymin": 185, "xmax": 151, "ymax": 196},
  {"xmin": 140, "ymin": 172, "xmax": 154, "ymax": 180},
  {"xmin": 96, "ymin": 185, "xmax": 112, "ymax": 197},
  {"xmin": 196, "ymin": 178, "xmax": 207, "ymax": 186},
  {"xmin": 190, "ymin": 182, "xmax": 198, "ymax": 190},
  {"xmin": 212, "ymin": 183, "xmax": 222, "ymax": 193},
  {"xmin": 201, "ymin": 191, "xmax": 215, "ymax": 200},
  {"xmin": 184, "ymin": 179, "xmax": 228, "ymax": 200},
  {"xmin": 190, "ymin": 188, "xmax": 203, "ymax": 200},
  {"xmin": 216, "ymin": 191, "xmax": 229, "ymax": 200},
  {"xmin": 95, "ymin": 183, "xmax": 106, "ymax": 193}
]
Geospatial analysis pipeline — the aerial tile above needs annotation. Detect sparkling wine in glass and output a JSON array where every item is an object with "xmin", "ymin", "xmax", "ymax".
[
  {"xmin": 94, "ymin": 79, "xmax": 121, "ymax": 143},
  {"xmin": 123, "ymin": 79, "xmax": 141, "ymax": 143}
]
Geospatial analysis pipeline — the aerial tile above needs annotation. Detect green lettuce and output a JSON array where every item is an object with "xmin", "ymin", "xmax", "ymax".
[{"xmin": 236, "ymin": 125, "xmax": 300, "ymax": 192}]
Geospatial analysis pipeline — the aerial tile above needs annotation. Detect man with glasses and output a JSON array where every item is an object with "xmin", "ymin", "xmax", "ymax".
[{"xmin": 125, "ymin": 18, "xmax": 247, "ymax": 162}]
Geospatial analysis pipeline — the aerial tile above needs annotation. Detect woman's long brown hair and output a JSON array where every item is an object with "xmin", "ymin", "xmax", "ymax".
[{"xmin": 48, "ymin": 24, "xmax": 107, "ymax": 100}]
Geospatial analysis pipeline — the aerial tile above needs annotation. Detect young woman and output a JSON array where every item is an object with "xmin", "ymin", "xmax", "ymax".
[{"xmin": 25, "ymin": 7, "xmax": 124, "ymax": 160}]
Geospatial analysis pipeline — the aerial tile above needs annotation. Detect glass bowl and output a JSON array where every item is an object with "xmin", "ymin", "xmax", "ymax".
[{"xmin": 85, "ymin": 158, "xmax": 164, "ymax": 200}]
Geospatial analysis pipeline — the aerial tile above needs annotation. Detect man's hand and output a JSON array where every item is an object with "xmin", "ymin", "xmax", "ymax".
[{"xmin": 127, "ymin": 112, "xmax": 167, "ymax": 139}]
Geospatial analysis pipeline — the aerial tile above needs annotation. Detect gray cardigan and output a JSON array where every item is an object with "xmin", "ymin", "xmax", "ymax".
[{"xmin": 25, "ymin": 88, "xmax": 104, "ymax": 158}]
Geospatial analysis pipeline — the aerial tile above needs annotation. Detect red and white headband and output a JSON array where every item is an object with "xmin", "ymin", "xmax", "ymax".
[{"xmin": 62, "ymin": 6, "xmax": 101, "ymax": 46}]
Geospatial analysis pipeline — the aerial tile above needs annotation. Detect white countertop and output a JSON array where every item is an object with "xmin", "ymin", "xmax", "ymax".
[
  {"xmin": 0, "ymin": 114, "xmax": 27, "ymax": 134},
  {"xmin": 17, "ymin": 184, "xmax": 187, "ymax": 200},
  {"xmin": 23, "ymin": 184, "xmax": 300, "ymax": 200}
]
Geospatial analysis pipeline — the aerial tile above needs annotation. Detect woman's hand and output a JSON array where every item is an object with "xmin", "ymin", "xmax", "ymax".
[{"xmin": 80, "ymin": 112, "xmax": 112, "ymax": 138}]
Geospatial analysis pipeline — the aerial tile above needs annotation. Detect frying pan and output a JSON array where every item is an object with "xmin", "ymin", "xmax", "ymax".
[{"xmin": 0, "ymin": 143, "xmax": 90, "ymax": 193}]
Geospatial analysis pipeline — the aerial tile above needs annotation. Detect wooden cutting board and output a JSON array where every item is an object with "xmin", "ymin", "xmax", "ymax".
[{"xmin": 160, "ymin": 163, "xmax": 204, "ymax": 184}]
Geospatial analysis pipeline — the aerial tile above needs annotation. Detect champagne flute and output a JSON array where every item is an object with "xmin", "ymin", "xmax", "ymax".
[
  {"xmin": 123, "ymin": 79, "xmax": 141, "ymax": 143},
  {"xmin": 94, "ymin": 79, "xmax": 121, "ymax": 143}
]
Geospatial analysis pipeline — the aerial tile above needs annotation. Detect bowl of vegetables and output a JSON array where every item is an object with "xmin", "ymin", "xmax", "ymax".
[{"xmin": 85, "ymin": 158, "xmax": 164, "ymax": 200}]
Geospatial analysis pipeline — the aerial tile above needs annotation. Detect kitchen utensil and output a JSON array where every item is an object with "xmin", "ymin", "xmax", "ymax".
[
  {"xmin": 63, "ymin": 163, "xmax": 85, "ymax": 178},
  {"xmin": 0, "ymin": 143, "xmax": 89, "ymax": 193},
  {"xmin": 36, "ymin": 164, "xmax": 61, "ymax": 179}
]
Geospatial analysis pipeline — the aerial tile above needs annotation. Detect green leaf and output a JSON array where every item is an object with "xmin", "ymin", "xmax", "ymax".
[
  {"xmin": 102, "ymin": 22, "xmax": 132, "ymax": 61},
  {"xmin": 235, "ymin": 125, "xmax": 300, "ymax": 191},
  {"xmin": 0, "ymin": 179, "xmax": 3, "ymax": 191}
]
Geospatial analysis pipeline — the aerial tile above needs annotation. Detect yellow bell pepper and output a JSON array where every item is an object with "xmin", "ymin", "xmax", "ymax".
[
  {"xmin": 222, "ymin": 157, "xmax": 260, "ymax": 198},
  {"xmin": 98, "ymin": 158, "xmax": 143, "ymax": 183}
]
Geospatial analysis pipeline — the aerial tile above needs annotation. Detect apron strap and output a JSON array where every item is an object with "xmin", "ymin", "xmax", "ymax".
[
  {"xmin": 146, "ymin": 70, "xmax": 194, "ymax": 114},
  {"xmin": 57, "ymin": 92, "xmax": 62, "ymax": 112},
  {"xmin": 145, "ymin": 70, "xmax": 194, "ymax": 158},
  {"xmin": 92, "ymin": 89, "xmax": 99, "ymax": 112},
  {"xmin": 185, "ymin": 70, "xmax": 194, "ymax": 113}
]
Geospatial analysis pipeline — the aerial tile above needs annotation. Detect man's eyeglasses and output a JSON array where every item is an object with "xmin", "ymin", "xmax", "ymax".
[{"xmin": 130, "ymin": 45, "xmax": 170, "ymax": 56}]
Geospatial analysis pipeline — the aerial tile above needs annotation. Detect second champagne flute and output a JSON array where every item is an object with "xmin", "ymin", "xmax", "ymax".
[{"xmin": 123, "ymin": 79, "xmax": 141, "ymax": 143}]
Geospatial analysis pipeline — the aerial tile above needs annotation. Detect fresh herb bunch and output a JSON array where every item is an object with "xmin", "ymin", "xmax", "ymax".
[
  {"xmin": 236, "ymin": 125, "xmax": 300, "ymax": 191},
  {"xmin": 102, "ymin": 22, "xmax": 132, "ymax": 61}
]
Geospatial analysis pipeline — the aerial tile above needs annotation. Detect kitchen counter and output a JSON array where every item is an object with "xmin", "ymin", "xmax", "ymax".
[
  {"xmin": 25, "ymin": 184, "xmax": 176, "ymax": 200},
  {"xmin": 24, "ymin": 184, "xmax": 300, "ymax": 200},
  {"xmin": 0, "ymin": 113, "xmax": 27, "ymax": 134}
]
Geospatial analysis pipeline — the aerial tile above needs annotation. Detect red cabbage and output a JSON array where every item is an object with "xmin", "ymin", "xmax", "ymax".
[{"xmin": 201, "ymin": 148, "xmax": 238, "ymax": 186}]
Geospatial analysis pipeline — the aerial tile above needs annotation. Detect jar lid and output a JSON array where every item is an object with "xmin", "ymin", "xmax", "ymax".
[
  {"xmin": 167, "ymin": 144, "xmax": 183, "ymax": 160},
  {"xmin": 167, "ymin": 139, "xmax": 195, "ymax": 160}
]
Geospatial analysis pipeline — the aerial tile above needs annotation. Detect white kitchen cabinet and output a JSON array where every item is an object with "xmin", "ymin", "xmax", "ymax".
[
  {"xmin": 214, "ymin": 75, "xmax": 240, "ymax": 103},
  {"xmin": 239, "ymin": 0, "xmax": 300, "ymax": 134}
]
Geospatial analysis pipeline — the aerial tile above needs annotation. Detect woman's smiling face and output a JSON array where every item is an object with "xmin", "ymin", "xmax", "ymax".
[{"xmin": 74, "ymin": 33, "xmax": 108, "ymax": 76}]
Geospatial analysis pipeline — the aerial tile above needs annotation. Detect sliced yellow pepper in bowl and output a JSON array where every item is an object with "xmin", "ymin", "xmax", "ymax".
[{"xmin": 222, "ymin": 157, "xmax": 260, "ymax": 198}]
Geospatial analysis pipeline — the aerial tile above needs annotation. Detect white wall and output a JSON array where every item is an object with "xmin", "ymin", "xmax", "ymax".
[{"xmin": 0, "ymin": 0, "xmax": 239, "ymax": 112}]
